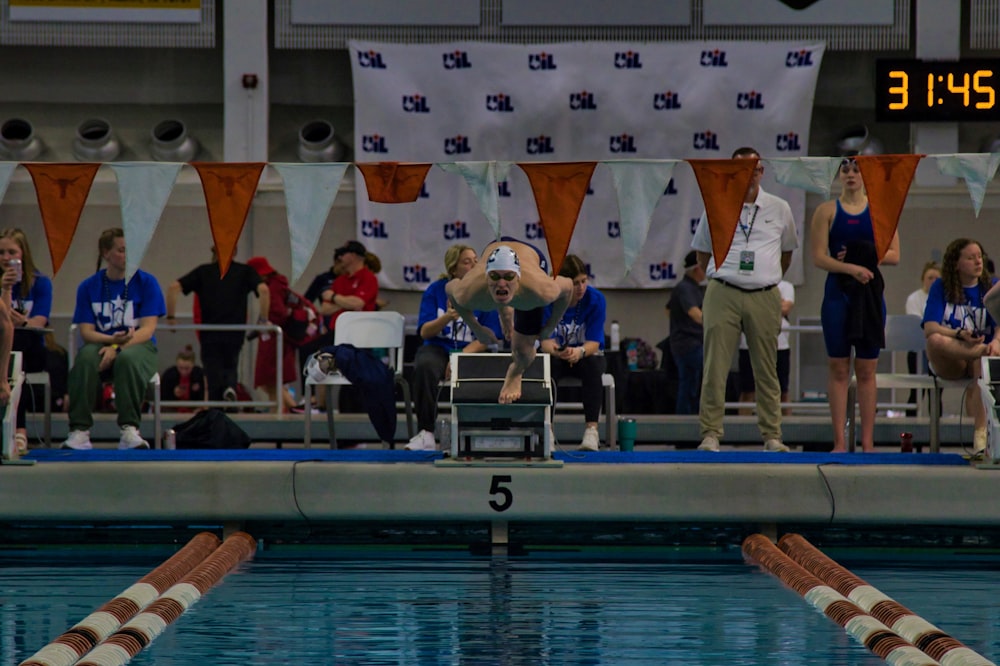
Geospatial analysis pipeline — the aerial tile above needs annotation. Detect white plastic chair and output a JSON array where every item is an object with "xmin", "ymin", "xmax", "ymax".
[{"xmin": 303, "ymin": 311, "xmax": 414, "ymax": 448}]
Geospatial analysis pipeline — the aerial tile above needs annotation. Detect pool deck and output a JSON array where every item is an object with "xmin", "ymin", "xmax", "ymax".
[{"xmin": 3, "ymin": 412, "xmax": 997, "ymax": 534}]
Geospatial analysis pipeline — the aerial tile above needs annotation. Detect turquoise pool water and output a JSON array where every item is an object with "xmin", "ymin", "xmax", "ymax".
[{"xmin": 2, "ymin": 554, "xmax": 997, "ymax": 665}]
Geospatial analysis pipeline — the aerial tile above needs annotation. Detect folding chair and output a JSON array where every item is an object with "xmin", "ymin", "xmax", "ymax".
[{"xmin": 303, "ymin": 311, "xmax": 414, "ymax": 448}]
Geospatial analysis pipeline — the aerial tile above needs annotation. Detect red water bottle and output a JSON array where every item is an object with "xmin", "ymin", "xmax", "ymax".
[{"xmin": 900, "ymin": 432, "xmax": 913, "ymax": 453}]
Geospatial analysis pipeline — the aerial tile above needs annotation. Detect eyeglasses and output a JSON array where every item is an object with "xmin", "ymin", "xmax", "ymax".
[{"xmin": 488, "ymin": 271, "xmax": 517, "ymax": 282}]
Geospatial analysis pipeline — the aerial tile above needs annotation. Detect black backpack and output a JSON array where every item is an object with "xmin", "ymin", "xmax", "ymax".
[{"xmin": 173, "ymin": 408, "xmax": 251, "ymax": 449}]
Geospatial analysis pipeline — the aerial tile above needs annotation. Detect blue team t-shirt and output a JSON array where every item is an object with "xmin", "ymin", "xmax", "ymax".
[
  {"xmin": 922, "ymin": 276, "xmax": 999, "ymax": 340},
  {"xmin": 73, "ymin": 269, "xmax": 166, "ymax": 345},
  {"xmin": 543, "ymin": 285, "xmax": 607, "ymax": 349},
  {"xmin": 11, "ymin": 271, "xmax": 52, "ymax": 322},
  {"xmin": 418, "ymin": 278, "xmax": 503, "ymax": 352}
]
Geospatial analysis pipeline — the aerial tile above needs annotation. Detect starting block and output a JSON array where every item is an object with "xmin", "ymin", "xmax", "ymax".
[
  {"xmin": 446, "ymin": 353, "xmax": 553, "ymax": 460},
  {"xmin": 978, "ymin": 356, "xmax": 1000, "ymax": 465}
]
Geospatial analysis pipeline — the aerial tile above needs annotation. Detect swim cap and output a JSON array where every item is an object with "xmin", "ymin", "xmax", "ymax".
[{"xmin": 486, "ymin": 245, "xmax": 521, "ymax": 277}]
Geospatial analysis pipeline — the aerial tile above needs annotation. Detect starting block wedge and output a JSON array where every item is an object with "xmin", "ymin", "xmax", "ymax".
[{"xmin": 446, "ymin": 353, "xmax": 553, "ymax": 460}]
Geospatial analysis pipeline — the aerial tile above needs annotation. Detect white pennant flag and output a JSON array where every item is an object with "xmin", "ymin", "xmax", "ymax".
[
  {"xmin": 437, "ymin": 161, "xmax": 513, "ymax": 239},
  {"xmin": 110, "ymin": 162, "xmax": 183, "ymax": 281},
  {"xmin": 272, "ymin": 163, "xmax": 350, "ymax": 283},
  {"xmin": 605, "ymin": 159, "xmax": 678, "ymax": 276},
  {"xmin": 0, "ymin": 162, "xmax": 16, "ymax": 206},
  {"xmin": 765, "ymin": 157, "xmax": 842, "ymax": 200},
  {"xmin": 934, "ymin": 153, "xmax": 1000, "ymax": 218}
]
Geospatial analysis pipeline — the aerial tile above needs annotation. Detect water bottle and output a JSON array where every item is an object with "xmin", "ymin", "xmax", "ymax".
[
  {"xmin": 610, "ymin": 321, "xmax": 621, "ymax": 352},
  {"xmin": 626, "ymin": 340, "xmax": 638, "ymax": 370},
  {"xmin": 437, "ymin": 417, "xmax": 452, "ymax": 449}
]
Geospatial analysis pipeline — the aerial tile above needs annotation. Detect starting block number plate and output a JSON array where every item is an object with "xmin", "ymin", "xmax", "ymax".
[{"xmin": 464, "ymin": 429, "xmax": 534, "ymax": 454}]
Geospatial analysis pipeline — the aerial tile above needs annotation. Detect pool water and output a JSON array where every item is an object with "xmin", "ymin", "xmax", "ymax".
[{"xmin": 2, "ymin": 555, "xmax": 997, "ymax": 665}]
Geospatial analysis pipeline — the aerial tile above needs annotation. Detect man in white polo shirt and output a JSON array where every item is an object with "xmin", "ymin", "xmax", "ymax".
[{"xmin": 691, "ymin": 146, "xmax": 799, "ymax": 452}]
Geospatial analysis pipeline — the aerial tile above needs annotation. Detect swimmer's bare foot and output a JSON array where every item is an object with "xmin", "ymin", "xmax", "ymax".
[{"xmin": 499, "ymin": 372, "xmax": 522, "ymax": 404}]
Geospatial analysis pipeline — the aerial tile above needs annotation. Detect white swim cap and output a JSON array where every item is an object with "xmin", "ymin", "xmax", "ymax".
[{"xmin": 485, "ymin": 245, "xmax": 521, "ymax": 276}]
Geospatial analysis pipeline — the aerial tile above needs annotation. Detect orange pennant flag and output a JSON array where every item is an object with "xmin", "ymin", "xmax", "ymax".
[
  {"xmin": 517, "ymin": 162, "xmax": 597, "ymax": 275},
  {"xmin": 687, "ymin": 158, "xmax": 758, "ymax": 270},
  {"xmin": 854, "ymin": 154, "xmax": 923, "ymax": 261},
  {"xmin": 24, "ymin": 163, "xmax": 101, "ymax": 276},
  {"xmin": 356, "ymin": 162, "xmax": 432, "ymax": 203},
  {"xmin": 192, "ymin": 162, "xmax": 266, "ymax": 277}
]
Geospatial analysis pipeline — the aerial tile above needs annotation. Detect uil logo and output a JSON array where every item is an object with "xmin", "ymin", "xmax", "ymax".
[
  {"xmin": 486, "ymin": 94, "xmax": 515, "ymax": 112},
  {"xmin": 664, "ymin": 178, "xmax": 678, "ymax": 195},
  {"xmin": 700, "ymin": 50, "xmax": 728, "ymax": 67},
  {"xmin": 361, "ymin": 219, "xmax": 389, "ymax": 239},
  {"xmin": 357, "ymin": 50, "xmax": 387, "ymax": 69},
  {"xmin": 403, "ymin": 265, "xmax": 431, "ymax": 284},
  {"xmin": 693, "ymin": 131, "xmax": 720, "ymax": 151},
  {"xmin": 607, "ymin": 220, "xmax": 621, "ymax": 238},
  {"xmin": 786, "ymin": 50, "xmax": 815, "ymax": 68},
  {"xmin": 444, "ymin": 220, "xmax": 471, "ymax": 240},
  {"xmin": 418, "ymin": 183, "xmax": 429, "ymax": 199},
  {"xmin": 690, "ymin": 218, "xmax": 701, "ymax": 234},
  {"xmin": 653, "ymin": 91, "xmax": 682, "ymax": 110},
  {"xmin": 442, "ymin": 51, "xmax": 472, "ymax": 69},
  {"xmin": 569, "ymin": 91, "xmax": 597, "ymax": 110},
  {"xmin": 526, "ymin": 136, "xmax": 554, "ymax": 154},
  {"xmin": 401, "ymin": 94, "xmax": 430, "ymax": 113},
  {"xmin": 776, "ymin": 132, "xmax": 802, "ymax": 152},
  {"xmin": 361, "ymin": 135, "xmax": 388, "ymax": 153},
  {"xmin": 498, "ymin": 181, "xmax": 511, "ymax": 197},
  {"xmin": 736, "ymin": 91, "xmax": 765, "ymax": 110},
  {"xmin": 614, "ymin": 51, "xmax": 643, "ymax": 69},
  {"xmin": 525, "ymin": 222, "xmax": 545, "ymax": 240},
  {"xmin": 610, "ymin": 134, "xmax": 637, "ymax": 153},
  {"xmin": 444, "ymin": 135, "xmax": 471, "ymax": 155},
  {"xmin": 528, "ymin": 52, "xmax": 557, "ymax": 70},
  {"xmin": 649, "ymin": 262, "xmax": 678, "ymax": 281}
]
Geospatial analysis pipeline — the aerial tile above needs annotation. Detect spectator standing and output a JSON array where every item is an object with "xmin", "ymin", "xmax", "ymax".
[
  {"xmin": 812, "ymin": 157, "xmax": 900, "ymax": 453},
  {"xmin": 667, "ymin": 251, "xmax": 705, "ymax": 415},
  {"xmin": 538, "ymin": 254, "xmax": 607, "ymax": 451},
  {"xmin": 165, "ymin": 248, "xmax": 269, "ymax": 403},
  {"xmin": 405, "ymin": 244, "xmax": 502, "ymax": 451},
  {"xmin": 0, "ymin": 228, "xmax": 52, "ymax": 454},
  {"xmin": 63, "ymin": 228, "xmax": 165, "ymax": 450},
  {"xmin": 691, "ymin": 146, "xmax": 798, "ymax": 452},
  {"xmin": 246, "ymin": 256, "xmax": 299, "ymax": 413}
]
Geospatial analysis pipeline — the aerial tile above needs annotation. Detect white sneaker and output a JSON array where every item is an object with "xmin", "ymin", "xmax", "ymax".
[
  {"xmin": 578, "ymin": 426, "xmax": 600, "ymax": 451},
  {"xmin": 404, "ymin": 429, "xmax": 437, "ymax": 451},
  {"xmin": 119, "ymin": 425, "xmax": 150, "ymax": 450},
  {"xmin": 974, "ymin": 427, "xmax": 988, "ymax": 455},
  {"xmin": 698, "ymin": 435, "xmax": 720, "ymax": 452},
  {"xmin": 62, "ymin": 430, "xmax": 93, "ymax": 450},
  {"xmin": 764, "ymin": 438, "xmax": 790, "ymax": 452}
]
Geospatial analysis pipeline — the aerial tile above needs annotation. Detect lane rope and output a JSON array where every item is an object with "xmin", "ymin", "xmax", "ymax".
[
  {"xmin": 19, "ymin": 532, "xmax": 221, "ymax": 666},
  {"xmin": 743, "ymin": 534, "xmax": 942, "ymax": 665},
  {"xmin": 779, "ymin": 534, "xmax": 995, "ymax": 666}
]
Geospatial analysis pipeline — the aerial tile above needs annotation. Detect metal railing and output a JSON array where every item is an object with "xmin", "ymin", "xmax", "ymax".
[{"xmin": 69, "ymin": 322, "xmax": 287, "ymax": 416}]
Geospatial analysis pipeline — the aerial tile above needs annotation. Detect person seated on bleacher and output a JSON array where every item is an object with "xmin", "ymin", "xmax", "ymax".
[
  {"xmin": 63, "ymin": 228, "xmax": 165, "ymax": 451},
  {"xmin": 538, "ymin": 255, "xmax": 607, "ymax": 452},
  {"xmin": 447, "ymin": 239, "xmax": 573, "ymax": 405},
  {"xmin": 0, "ymin": 228, "xmax": 52, "ymax": 455},
  {"xmin": 405, "ymin": 244, "xmax": 503, "ymax": 451},
  {"xmin": 923, "ymin": 238, "xmax": 1000, "ymax": 456}
]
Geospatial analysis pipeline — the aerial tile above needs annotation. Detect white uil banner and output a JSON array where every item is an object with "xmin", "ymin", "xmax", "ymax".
[{"xmin": 351, "ymin": 40, "xmax": 824, "ymax": 290}]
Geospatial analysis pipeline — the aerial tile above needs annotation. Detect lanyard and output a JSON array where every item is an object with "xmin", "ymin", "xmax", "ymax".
[{"xmin": 739, "ymin": 205, "xmax": 759, "ymax": 243}]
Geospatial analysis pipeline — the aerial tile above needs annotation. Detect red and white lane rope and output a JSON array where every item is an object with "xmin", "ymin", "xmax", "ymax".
[
  {"xmin": 19, "ymin": 532, "xmax": 222, "ymax": 666},
  {"xmin": 743, "ymin": 534, "xmax": 942, "ymax": 666},
  {"xmin": 74, "ymin": 531, "xmax": 257, "ymax": 666},
  {"xmin": 779, "ymin": 534, "xmax": 995, "ymax": 666}
]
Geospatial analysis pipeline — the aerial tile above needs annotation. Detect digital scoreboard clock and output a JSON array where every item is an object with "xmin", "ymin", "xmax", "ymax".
[{"xmin": 876, "ymin": 59, "xmax": 1000, "ymax": 122}]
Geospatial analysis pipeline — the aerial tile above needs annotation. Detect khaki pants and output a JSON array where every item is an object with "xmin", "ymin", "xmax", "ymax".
[{"xmin": 699, "ymin": 280, "xmax": 782, "ymax": 441}]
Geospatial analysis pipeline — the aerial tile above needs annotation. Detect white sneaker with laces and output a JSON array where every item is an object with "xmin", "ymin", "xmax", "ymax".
[
  {"xmin": 62, "ymin": 430, "xmax": 93, "ymax": 450},
  {"xmin": 578, "ymin": 426, "xmax": 600, "ymax": 451},
  {"xmin": 698, "ymin": 435, "xmax": 720, "ymax": 452},
  {"xmin": 119, "ymin": 425, "xmax": 150, "ymax": 450},
  {"xmin": 764, "ymin": 438, "xmax": 790, "ymax": 452},
  {"xmin": 404, "ymin": 429, "xmax": 437, "ymax": 451}
]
